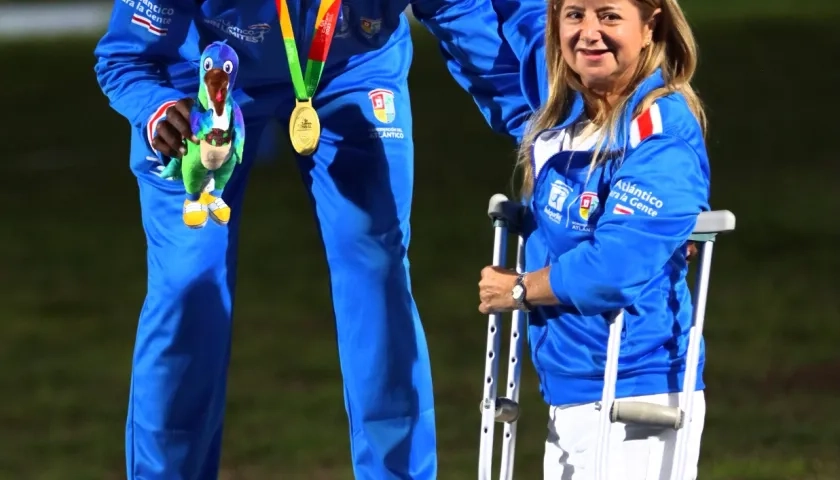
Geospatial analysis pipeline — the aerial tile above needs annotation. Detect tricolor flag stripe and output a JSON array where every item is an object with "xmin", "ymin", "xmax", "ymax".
[
  {"xmin": 131, "ymin": 14, "xmax": 168, "ymax": 36},
  {"xmin": 630, "ymin": 103, "xmax": 663, "ymax": 147},
  {"xmin": 613, "ymin": 204, "xmax": 634, "ymax": 215}
]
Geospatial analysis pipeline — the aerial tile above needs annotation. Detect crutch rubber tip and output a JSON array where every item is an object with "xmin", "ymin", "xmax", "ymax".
[{"xmin": 609, "ymin": 401, "xmax": 684, "ymax": 429}]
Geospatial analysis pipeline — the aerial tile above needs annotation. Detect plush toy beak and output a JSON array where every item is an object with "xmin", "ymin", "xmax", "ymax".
[{"xmin": 204, "ymin": 68, "xmax": 229, "ymax": 115}]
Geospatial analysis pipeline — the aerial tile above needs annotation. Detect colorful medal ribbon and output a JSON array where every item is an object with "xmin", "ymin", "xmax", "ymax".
[{"xmin": 275, "ymin": 0, "xmax": 342, "ymax": 101}]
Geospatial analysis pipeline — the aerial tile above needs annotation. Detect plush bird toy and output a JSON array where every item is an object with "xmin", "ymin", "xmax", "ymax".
[{"xmin": 161, "ymin": 41, "xmax": 245, "ymax": 229}]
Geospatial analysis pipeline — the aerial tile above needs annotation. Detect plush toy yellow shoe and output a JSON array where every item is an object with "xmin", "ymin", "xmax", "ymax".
[
  {"xmin": 183, "ymin": 199, "xmax": 209, "ymax": 229},
  {"xmin": 201, "ymin": 192, "xmax": 231, "ymax": 226}
]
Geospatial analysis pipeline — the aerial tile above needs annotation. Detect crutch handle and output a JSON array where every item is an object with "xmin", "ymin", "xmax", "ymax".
[
  {"xmin": 610, "ymin": 401, "xmax": 684, "ymax": 429},
  {"xmin": 487, "ymin": 194, "xmax": 527, "ymax": 234},
  {"xmin": 693, "ymin": 210, "xmax": 736, "ymax": 235},
  {"xmin": 479, "ymin": 397, "xmax": 521, "ymax": 423}
]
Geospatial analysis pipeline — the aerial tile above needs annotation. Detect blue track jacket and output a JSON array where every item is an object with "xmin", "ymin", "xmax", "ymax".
[
  {"xmin": 489, "ymin": 0, "xmax": 712, "ymax": 406},
  {"xmin": 93, "ymin": 0, "xmax": 533, "ymax": 143},
  {"xmin": 520, "ymin": 69, "xmax": 712, "ymax": 406}
]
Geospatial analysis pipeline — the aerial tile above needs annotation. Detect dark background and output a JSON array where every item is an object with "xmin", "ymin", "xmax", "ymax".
[{"xmin": 1, "ymin": 1, "xmax": 838, "ymax": 478}]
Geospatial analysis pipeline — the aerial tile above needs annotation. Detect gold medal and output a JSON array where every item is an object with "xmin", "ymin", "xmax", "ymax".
[{"xmin": 289, "ymin": 99, "xmax": 321, "ymax": 156}]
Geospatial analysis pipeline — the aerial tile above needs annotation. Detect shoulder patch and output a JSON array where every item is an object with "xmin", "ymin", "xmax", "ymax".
[{"xmin": 629, "ymin": 103, "xmax": 663, "ymax": 148}]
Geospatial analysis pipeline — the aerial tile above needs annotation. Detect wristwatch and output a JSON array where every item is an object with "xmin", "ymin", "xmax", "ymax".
[{"xmin": 511, "ymin": 273, "xmax": 530, "ymax": 311}]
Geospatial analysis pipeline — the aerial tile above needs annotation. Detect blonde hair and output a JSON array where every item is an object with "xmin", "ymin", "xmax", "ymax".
[{"xmin": 515, "ymin": 0, "xmax": 706, "ymax": 197}]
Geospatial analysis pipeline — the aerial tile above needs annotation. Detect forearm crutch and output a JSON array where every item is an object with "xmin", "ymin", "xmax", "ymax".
[
  {"xmin": 478, "ymin": 194, "xmax": 529, "ymax": 480},
  {"xmin": 593, "ymin": 209, "xmax": 737, "ymax": 480}
]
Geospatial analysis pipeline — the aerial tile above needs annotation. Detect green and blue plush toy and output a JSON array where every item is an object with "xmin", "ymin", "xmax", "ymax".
[{"xmin": 161, "ymin": 41, "xmax": 245, "ymax": 229}]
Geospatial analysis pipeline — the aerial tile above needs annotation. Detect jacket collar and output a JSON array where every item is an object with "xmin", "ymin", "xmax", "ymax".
[{"xmin": 548, "ymin": 68, "xmax": 666, "ymax": 140}]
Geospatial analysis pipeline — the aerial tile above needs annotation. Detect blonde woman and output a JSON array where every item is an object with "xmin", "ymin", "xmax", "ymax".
[{"xmin": 477, "ymin": 0, "xmax": 710, "ymax": 477}]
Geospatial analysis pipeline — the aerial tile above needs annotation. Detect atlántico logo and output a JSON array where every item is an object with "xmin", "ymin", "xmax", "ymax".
[
  {"xmin": 368, "ymin": 89, "xmax": 396, "ymax": 124},
  {"xmin": 579, "ymin": 192, "xmax": 599, "ymax": 221}
]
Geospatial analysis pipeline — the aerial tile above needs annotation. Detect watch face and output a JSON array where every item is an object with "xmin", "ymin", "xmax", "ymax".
[{"xmin": 512, "ymin": 284, "xmax": 525, "ymax": 300}]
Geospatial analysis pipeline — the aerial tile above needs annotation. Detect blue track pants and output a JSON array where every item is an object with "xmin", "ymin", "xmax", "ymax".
[{"xmin": 125, "ymin": 71, "xmax": 437, "ymax": 479}]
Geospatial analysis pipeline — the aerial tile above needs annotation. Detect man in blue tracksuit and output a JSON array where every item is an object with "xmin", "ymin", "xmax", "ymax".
[{"xmin": 93, "ymin": 0, "xmax": 532, "ymax": 478}]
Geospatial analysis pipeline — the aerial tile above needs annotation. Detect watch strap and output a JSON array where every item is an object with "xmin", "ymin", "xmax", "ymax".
[{"xmin": 514, "ymin": 273, "xmax": 530, "ymax": 311}]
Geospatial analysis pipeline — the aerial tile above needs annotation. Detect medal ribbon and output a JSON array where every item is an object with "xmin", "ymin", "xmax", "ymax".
[{"xmin": 275, "ymin": 0, "xmax": 342, "ymax": 101}]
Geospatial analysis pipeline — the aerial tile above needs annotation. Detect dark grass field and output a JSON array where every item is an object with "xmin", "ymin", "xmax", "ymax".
[{"xmin": 1, "ymin": 8, "xmax": 840, "ymax": 480}]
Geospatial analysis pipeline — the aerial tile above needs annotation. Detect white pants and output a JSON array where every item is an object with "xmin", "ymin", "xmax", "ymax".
[{"xmin": 544, "ymin": 392, "xmax": 706, "ymax": 480}]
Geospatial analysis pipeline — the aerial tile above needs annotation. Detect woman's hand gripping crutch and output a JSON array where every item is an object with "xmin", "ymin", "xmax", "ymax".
[
  {"xmin": 593, "ymin": 210, "xmax": 736, "ymax": 480},
  {"xmin": 478, "ymin": 194, "xmax": 527, "ymax": 480}
]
